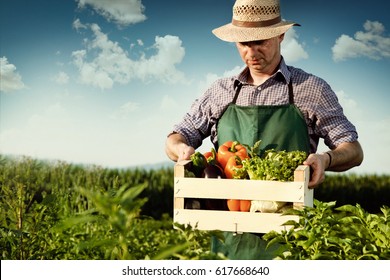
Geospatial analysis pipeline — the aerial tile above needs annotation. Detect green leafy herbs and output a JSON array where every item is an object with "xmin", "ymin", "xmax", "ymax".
[
  {"xmin": 239, "ymin": 149, "xmax": 307, "ymax": 181},
  {"xmin": 263, "ymin": 200, "xmax": 390, "ymax": 260}
]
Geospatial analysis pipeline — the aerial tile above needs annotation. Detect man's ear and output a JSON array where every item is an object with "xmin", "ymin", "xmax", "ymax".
[{"xmin": 279, "ymin": 33, "xmax": 285, "ymax": 42}]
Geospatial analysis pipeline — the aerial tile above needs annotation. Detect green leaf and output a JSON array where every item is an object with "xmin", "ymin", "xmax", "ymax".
[
  {"xmin": 281, "ymin": 220, "xmax": 300, "ymax": 227},
  {"xmin": 152, "ymin": 242, "xmax": 191, "ymax": 260},
  {"xmin": 121, "ymin": 183, "xmax": 146, "ymax": 202},
  {"xmin": 52, "ymin": 213, "xmax": 100, "ymax": 231},
  {"xmin": 358, "ymin": 253, "xmax": 379, "ymax": 260},
  {"xmin": 265, "ymin": 235, "xmax": 286, "ymax": 250},
  {"xmin": 281, "ymin": 208, "xmax": 302, "ymax": 216},
  {"xmin": 338, "ymin": 216, "xmax": 360, "ymax": 224}
]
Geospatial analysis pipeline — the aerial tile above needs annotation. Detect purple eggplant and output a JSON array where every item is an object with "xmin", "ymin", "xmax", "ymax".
[{"xmin": 202, "ymin": 164, "xmax": 225, "ymax": 179}]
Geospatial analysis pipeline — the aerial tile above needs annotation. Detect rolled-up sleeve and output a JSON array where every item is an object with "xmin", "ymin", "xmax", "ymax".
[
  {"xmin": 172, "ymin": 93, "xmax": 213, "ymax": 149},
  {"xmin": 313, "ymin": 81, "xmax": 358, "ymax": 149},
  {"xmin": 171, "ymin": 78, "xmax": 233, "ymax": 149}
]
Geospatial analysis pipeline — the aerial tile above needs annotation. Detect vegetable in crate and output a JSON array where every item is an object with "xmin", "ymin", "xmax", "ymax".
[
  {"xmin": 189, "ymin": 151, "xmax": 207, "ymax": 177},
  {"xmin": 224, "ymin": 155, "xmax": 251, "ymax": 212},
  {"xmin": 203, "ymin": 164, "xmax": 228, "ymax": 210},
  {"xmin": 186, "ymin": 152, "xmax": 207, "ymax": 210},
  {"xmin": 203, "ymin": 147, "xmax": 218, "ymax": 165},
  {"xmin": 241, "ymin": 149, "xmax": 307, "ymax": 213},
  {"xmin": 217, "ymin": 140, "xmax": 248, "ymax": 169},
  {"xmin": 203, "ymin": 164, "xmax": 225, "ymax": 179},
  {"xmin": 205, "ymin": 148, "xmax": 221, "ymax": 167},
  {"xmin": 227, "ymin": 199, "xmax": 251, "ymax": 212},
  {"xmin": 242, "ymin": 149, "xmax": 307, "ymax": 181},
  {"xmin": 224, "ymin": 155, "xmax": 245, "ymax": 179},
  {"xmin": 202, "ymin": 148, "xmax": 227, "ymax": 210},
  {"xmin": 250, "ymin": 200, "xmax": 287, "ymax": 213},
  {"xmin": 202, "ymin": 148, "xmax": 225, "ymax": 178}
]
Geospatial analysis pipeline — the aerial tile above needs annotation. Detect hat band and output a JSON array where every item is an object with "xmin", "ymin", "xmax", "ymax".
[{"xmin": 232, "ymin": 15, "xmax": 281, "ymax": 28}]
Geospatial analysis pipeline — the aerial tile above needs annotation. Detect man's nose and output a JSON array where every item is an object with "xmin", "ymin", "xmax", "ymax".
[{"xmin": 246, "ymin": 45, "xmax": 257, "ymax": 56}]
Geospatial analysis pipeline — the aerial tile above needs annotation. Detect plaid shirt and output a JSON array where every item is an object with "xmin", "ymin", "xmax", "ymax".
[{"xmin": 172, "ymin": 59, "xmax": 358, "ymax": 153}]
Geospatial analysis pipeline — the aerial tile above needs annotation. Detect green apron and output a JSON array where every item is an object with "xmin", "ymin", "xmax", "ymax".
[{"xmin": 212, "ymin": 80, "xmax": 310, "ymax": 260}]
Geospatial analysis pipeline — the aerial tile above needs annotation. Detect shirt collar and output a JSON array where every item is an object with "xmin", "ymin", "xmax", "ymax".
[
  {"xmin": 277, "ymin": 58, "xmax": 292, "ymax": 84},
  {"xmin": 236, "ymin": 57, "xmax": 292, "ymax": 85}
]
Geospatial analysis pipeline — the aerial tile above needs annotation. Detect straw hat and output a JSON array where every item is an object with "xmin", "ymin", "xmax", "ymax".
[{"xmin": 212, "ymin": 0, "xmax": 299, "ymax": 42}]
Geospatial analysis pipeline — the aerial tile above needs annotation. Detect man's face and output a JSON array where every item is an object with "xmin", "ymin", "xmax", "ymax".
[{"xmin": 236, "ymin": 34, "xmax": 284, "ymax": 75}]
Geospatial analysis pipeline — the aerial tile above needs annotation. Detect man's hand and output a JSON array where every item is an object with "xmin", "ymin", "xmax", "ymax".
[
  {"xmin": 303, "ymin": 153, "xmax": 329, "ymax": 188},
  {"xmin": 165, "ymin": 132, "xmax": 195, "ymax": 162},
  {"xmin": 303, "ymin": 141, "xmax": 364, "ymax": 188},
  {"xmin": 176, "ymin": 142, "xmax": 195, "ymax": 162}
]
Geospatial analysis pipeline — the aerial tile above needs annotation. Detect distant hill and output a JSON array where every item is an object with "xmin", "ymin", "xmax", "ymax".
[{"xmin": 0, "ymin": 154, "xmax": 175, "ymax": 171}]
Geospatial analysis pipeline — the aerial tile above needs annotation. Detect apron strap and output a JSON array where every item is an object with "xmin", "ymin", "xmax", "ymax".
[
  {"xmin": 232, "ymin": 80, "xmax": 243, "ymax": 104},
  {"xmin": 288, "ymin": 81, "xmax": 294, "ymax": 104}
]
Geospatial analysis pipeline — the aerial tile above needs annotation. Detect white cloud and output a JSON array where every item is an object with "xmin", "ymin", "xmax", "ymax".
[
  {"xmin": 72, "ymin": 49, "xmax": 115, "ymax": 90},
  {"xmin": 332, "ymin": 20, "xmax": 390, "ymax": 62},
  {"xmin": 110, "ymin": 101, "xmax": 140, "ymax": 119},
  {"xmin": 73, "ymin": 18, "xmax": 88, "ymax": 31},
  {"xmin": 160, "ymin": 95, "xmax": 179, "ymax": 112},
  {"xmin": 53, "ymin": 71, "xmax": 69, "ymax": 85},
  {"xmin": 76, "ymin": 0, "xmax": 147, "ymax": 26},
  {"xmin": 0, "ymin": 57, "xmax": 26, "ymax": 93},
  {"xmin": 198, "ymin": 65, "xmax": 244, "ymax": 94},
  {"xmin": 0, "ymin": 103, "xmax": 77, "ymax": 159},
  {"xmin": 72, "ymin": 23, "xmax": 186, "ymax": 89},
  {"xmin": 335, "ymin": 90, "xmax": 359, "ymax": 118},
  {"xmin": 282, "ymin": 28, "xmax": 309, "ymax": 62},
  {"xmin": 136, "ymin": 35, "xmax": 186, "ymax": 84}
]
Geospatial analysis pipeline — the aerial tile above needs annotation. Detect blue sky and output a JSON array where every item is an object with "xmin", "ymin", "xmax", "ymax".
[{"xmin": 0, "ymin": 0, "xmax": 389, "ymax": 174}]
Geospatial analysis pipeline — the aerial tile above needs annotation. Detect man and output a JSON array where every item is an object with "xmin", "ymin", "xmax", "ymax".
[{"xmin": 165, "ymin": 0, "xmax": 363, "ymax": 259}]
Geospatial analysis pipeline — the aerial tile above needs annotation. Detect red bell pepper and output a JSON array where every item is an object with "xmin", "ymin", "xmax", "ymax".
[
  {"xmin": 217, "ymin": 140, "xmax": 248, "ymax": 169},
  {"xmin": 224, "ymin": 155, "xmax": 243, "ymax": 179},
  {"xmin": 225, "ymin": 155, "xmax": 251, "ymax": 212},
  {"xmin": 203, "ymin": 147, "xmax": 219, "ymax": 166},
  {"xmin": 227, "ymin": 199, "xmax": 251, "ymax": 212}
]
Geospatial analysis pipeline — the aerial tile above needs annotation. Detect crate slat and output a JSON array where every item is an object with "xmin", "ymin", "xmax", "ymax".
[
  {"xmin": 174, "ymin": 177, "xmax": 306, "ymax": 202},
  {"xmin": 174, "ymin": 209, "xmax": 298, "ymax": 234}
]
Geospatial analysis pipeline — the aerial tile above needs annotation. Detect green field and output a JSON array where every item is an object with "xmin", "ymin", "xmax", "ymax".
[{"xmin": 1, "ymin": 155, "xmax": 389, "ymax": 259}]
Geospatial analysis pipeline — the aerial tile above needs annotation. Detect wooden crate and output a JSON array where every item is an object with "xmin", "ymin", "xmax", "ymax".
[{"xmin": 173, "ymin": 161, "xmax": 313, "ymax": 234}]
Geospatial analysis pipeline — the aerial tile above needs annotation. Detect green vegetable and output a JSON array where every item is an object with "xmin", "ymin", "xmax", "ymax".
[
  {"xmin": 190, "ymin": 152, "xmax": 207, "ymax": 178},
  {"xmin": 241, "ymin": 149, "xmax": 307, "ymax": 181}
]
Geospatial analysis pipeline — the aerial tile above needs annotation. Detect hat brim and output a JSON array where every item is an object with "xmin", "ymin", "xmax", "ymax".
[{"xmin": 212, "ymin": 21, "xmax": 299, "ymax": 42}]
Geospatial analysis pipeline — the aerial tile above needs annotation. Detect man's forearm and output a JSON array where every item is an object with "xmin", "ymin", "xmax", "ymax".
[{"xmin": 327, "ymin": 141, "xmax": 363, "ymax": 172}]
